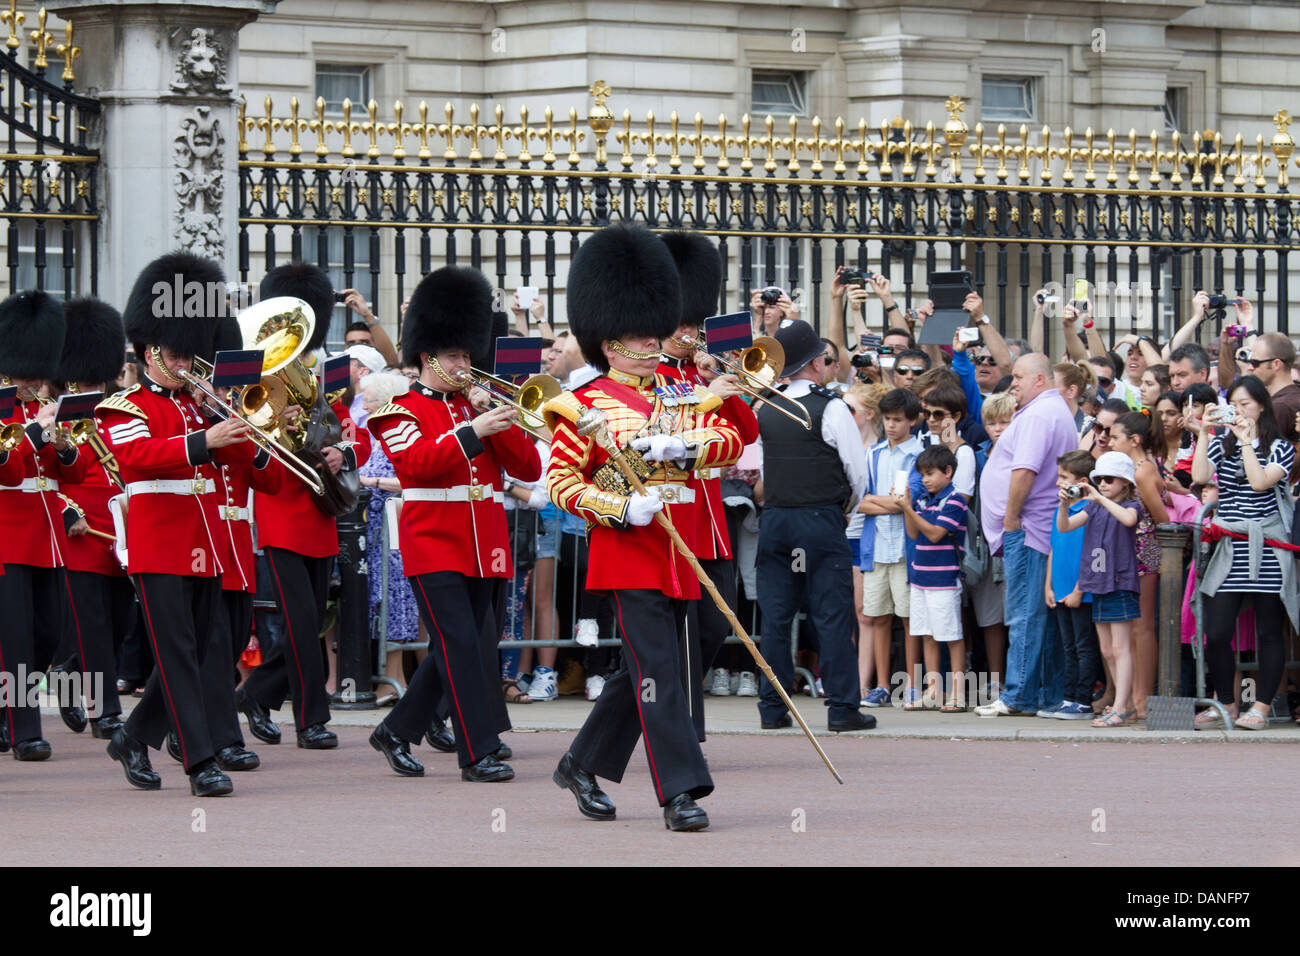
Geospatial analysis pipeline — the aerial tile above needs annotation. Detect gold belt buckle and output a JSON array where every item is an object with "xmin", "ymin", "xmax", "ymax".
[
  {"xmin": 222, "ymin": 506, "xmax": 236, "ymax": 520},
  {"xmin": 658, "ymin": 485, "xmax": 679, "ymax": 503},
  {"xmin": 34, "ymin": 476, "xmax": 49, "ymax": 491},
  {"xmin": 468, "ymin": 485, "xmax": 485, "ymax": 501},
  {"xmin": 192, "ymin": 478, "xmax": 207, "ymax": 495}
]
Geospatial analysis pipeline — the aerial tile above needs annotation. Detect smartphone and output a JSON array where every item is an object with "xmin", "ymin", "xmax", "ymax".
[
  {"xmin": 958, "ymin": 326, "xmax": 981, "ymax": 343},
  {"xmin": 516, "ymin": 286, "xmax": 538, "ymax": 310},
  {"xmin": 891, "ymin": 470, "xmax": 910, "ymax": 495},
  {"xmin": 1073, "ymin": 278, "xmax": 1090, "ymax": 301}
]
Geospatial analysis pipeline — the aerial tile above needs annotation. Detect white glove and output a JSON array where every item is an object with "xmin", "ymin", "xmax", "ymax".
[
  {"xmin": 630, "ymin": 433, "xmax": 688, "ymax": 463},
  {"xmin": 526, "ymin": 486, "xmax": 550, "ymax": 511},
  {"xmin": 625, "ymin": 488, "xmax": 664, "ymax": 526}
]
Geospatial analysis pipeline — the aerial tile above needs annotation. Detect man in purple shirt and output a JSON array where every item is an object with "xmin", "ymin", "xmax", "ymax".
[{"xmin": 975, "ymin": 353, "xmax": 1079, "ymax": 717}]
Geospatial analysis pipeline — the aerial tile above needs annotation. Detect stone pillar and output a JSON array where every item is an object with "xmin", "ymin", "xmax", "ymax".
[{"xmin": 51, "ymin": 0, "xmax": 278, "ymax": 307}]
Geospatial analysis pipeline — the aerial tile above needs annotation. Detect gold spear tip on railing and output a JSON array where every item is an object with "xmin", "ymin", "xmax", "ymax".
[
  {"xmin": 2, "ymin": 0, "xmax": 24, "ymax": 51},
  {"xmin": 55, "ymin": 19, "xmax": 79, "ymax": 85},
  {"xmin": 943, "ymin": 95, "xmax": 968, "ymax": 145},
  {"xmin": 29, "ymin": 6, "xmax": 53, "ymax": 70}
]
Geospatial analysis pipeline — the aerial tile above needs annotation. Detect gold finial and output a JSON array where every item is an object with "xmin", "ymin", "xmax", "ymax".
[
  {"xmin": 1148, "ymin": 130, "xmax": 1162, "ymax": 186},
  {"xmin": 943, "ymin": 95, "xmax": 968, "ymax": 179},
  {"xmin": 857, "ymin": 119, "xmax": 870, "ymax": 176},
  {"xmin": 492, "ymin": 104, "xmax": 507, "ymax": 163},
  {"xmin": 540, "ymin": 105, "xmax": 558, "ymax": 165},
  {"xmin": 515, "ymin": 104, "xmax": 531, "ymax": 163},
  {"xmin": 1083, "ymin": 127, "xmax": 1096, "ymax": 183},
  {"xmin": 311, "ymin": 97, "xmax": 329, "ymax": 157},
  {"xmin": 390, "ymin": 100, "xmax": 408, "ymax": 160},
  {"xmin": 29, "ymin": 7, "xmax": 53, "ymax": 70},
  {"xmin": 1058, "ymin": 126, "xmax": 1072, "ymax": 183},
  {"xmin": 237, "ymin": 94, "xmax": 249, "ymax": 154},
  {"xmin": 643, "ymin": 109, "xmax": 658, "ymax": 170},
  {"xmin": 2, "ymin": 0, "xmax": 24, "ymax": 50},
  {"xmin": 739, "ymin": 113, "xmax": 753, "ymax": 173},
  {"xmin": 415, "ymin": 101, "xmax": 432, "ymax": 161},
  {"xmin": 1103, "ymin": 128, "xmax": 1118, "ymax": 185},
  {"xmin": 1272, "ymin": 109, "xmax": 1294, "ymax": 189},
  {"xmin": 761, "ymin": 114, "xmax": 776, "ymax": 172},
  {"xmin": 466, "ymin": 103, "xmax": 482, "ymax": 163},
  {"xmin": 617, "ymin": 108, "xmax": 634, "ymax": 169},
  {"xmin": 714, "ymin": 114, "xmax": 729, "ymax": 172},
  {"xmin": 259, "ymin": 94, "xmax": 277, "ymax": 157},
  {"xmin": 288, "ymin": 95, "xmax": 303, "ymax": 156},
  {"xmin": 970, "ymin": 122, "xmax": 986, "ymax": 181},
  {"xmin": 55, "ymin": 20, "xmax": 79, "ymax": 84},
  {"xmin": 666, "ymin": 110, "xmax": 682, "ymax": 170},
  {"xmin": 994, "ymin": 124, "xmax": 1009, "ymax": 181},
  {"xmin": 586, "ymin": 80, "xmax": 613, "ymax": 166},
  {"xmin": 809, "ymin": 115, "xmax": 824, "ymax": 174},
  {"xmin": 337, "ymin": 98, "xmax": 357, "ymax": 158},
  {"xmin": 1254, "ymin": 133, "xmax": 1267, "ymax": 190},
  {"xmin": 923, "ymin": 121, "xmax": 938, "ymax": 179},
  {"xmin": 1211, "ymin": 130, "xmax": 1226, "ymax": 187},
  {"xmin": 1230, "ymin": 132, "xmax": 1245, "ymax": 188},
  {"xmin": 1039, "ymin": 126, "xmax": 1053, "ymax": 183},
  {"xmin": 440, "ymin": 102, "xmax": 457, "ymax": 161},
  {"xmin": 1168, "ymin": 130, "xmax": 1182, "ymax": 185},
  {"xmin": 833, "ymin": 116, "xmax": 847, "ymax": 175},
  {"xmin": 786, "ymin": 115, "xmax": 800, "ymax": 173},
  {"xmin": 878, "ymin": 119, "xmax": 892, "ymax": 176},
  {"xmin": 364, "ymin": 99, "xmax": 381, "ymax": 158},
  {"xmin": 690, "ymin": 112, "xmax": 706, "ymax": 171},
  {"xmin": 563, "ymin": 107, "xmax": 583, "ymax": 166}
]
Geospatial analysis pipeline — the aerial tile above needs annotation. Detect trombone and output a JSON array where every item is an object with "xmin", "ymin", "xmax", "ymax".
[
  {"xmin": 183, "ymin": 360, "xmax": 326, "ymax": 497},
  {"xmin": 675, "ymin": 334, "xmax": 812, "ymax": 430},
  {"xmin": 456, "ymin": 368, "xmax": 563, "ymax": 441}
]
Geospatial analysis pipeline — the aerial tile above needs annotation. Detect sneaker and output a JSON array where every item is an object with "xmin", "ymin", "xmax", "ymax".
[
  {"xmin": 984, "ymin": 680, "xmax": 1002, "ymax": 703},
  {"xmin": 735, "ymin": 672, "xmax": 759, "ymax": 697},
  {"xmin": 574, "ymin": 619, "xmax": 599, "ymax": 648},
  {"xmin": 585, "ymin": 675, "xmax": 605, "ymax": 701},
  {"xmin": 528, "ymin": 666, "xmax": 557, "ymax": 702},
  {"xmin": 813, "ymin": 677, "xmax": 824, "ymax": 698},
  {"xmin": 1036, "ymin": 702, "xmax": 1070, "ymax": 718},
  {"xmin": 1055, "ymin": 701, "xmax": 1095, "ymax": 720},
  {"xmin": 709, "ymin": 668, "xmax": 731, "ymax": 696},
  {"xmin": 862, "ymin": 686, "xmax": 892, "ymax": 708},
  {"xmin": 974, "ymin": 698, "xmax": 1027, "ymax": 718}
]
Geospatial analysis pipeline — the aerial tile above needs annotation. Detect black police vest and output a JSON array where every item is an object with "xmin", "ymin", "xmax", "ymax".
[{"xmin": 757, "ymin": 385, "xmax": 851, "ymax": 509}]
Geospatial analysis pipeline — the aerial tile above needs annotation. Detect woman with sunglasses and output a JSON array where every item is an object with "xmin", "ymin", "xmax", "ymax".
[{"xmin": 1191, "ymin": 375, "xmax": 1298, "ymax": 730}]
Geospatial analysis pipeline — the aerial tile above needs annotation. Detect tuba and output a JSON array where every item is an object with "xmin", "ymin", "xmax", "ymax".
[{"xmin": 237, "ymin": 296, "xmax": 359, "ymax": 517}]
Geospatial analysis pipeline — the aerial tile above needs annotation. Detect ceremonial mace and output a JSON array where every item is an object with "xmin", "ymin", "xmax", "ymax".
[{"xmin": 575, "ymin": 404, "xmax": 845, "ymax": 785}]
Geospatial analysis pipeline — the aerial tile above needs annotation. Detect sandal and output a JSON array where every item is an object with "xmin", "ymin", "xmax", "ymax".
[
  {"xmin": 503, "ymin": 680, "xmax": 533, "ymax": 704},
  {"xmin": 922, "ymin": 686, "xmax": 941, "ymax": 710},
  {"xmin": 1092, "ymin": 707, "xmax": 1133, "ymax": 728},
  {"xmin": 1194, "ymin": 708, "xmax": 1225, "ymax": 728},
  {"xmin": 1234, "ymin": 710, "xmax": 1269, "ymax": 731},
  {"xmin": 940, "ymin": 697, "xmax": 967, "ymax": 713}
]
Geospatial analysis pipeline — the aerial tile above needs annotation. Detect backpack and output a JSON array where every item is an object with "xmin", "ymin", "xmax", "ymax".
[{"xmin": 962, "ymin": 482, "xmax": 989, "ymax": 586}]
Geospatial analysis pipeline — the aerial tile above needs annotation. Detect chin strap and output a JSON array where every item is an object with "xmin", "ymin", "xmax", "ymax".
[
  {"xmin": 149, "ymin": 347, "xmax": 187, "ymax": 387},
  {"xmin": 609, "ymin": 339, "xmax": 661, "ymax": 361},
  {"xmin": 426, "ymin": 355, "xmax": 466, "ymax": 389}
]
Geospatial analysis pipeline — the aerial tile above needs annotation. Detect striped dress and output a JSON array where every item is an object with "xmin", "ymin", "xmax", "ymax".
[{"xmin": 1207, "ymin": 435, "xmax": 1295, "ymax": 594}]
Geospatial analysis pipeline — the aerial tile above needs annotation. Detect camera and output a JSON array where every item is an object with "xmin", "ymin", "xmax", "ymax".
[
  {"xmin": 850, "ymin": 351, "xmax": 875, "ymax": 369},
  {"xmin": 1209, "ymin": 404, "xmax": 1237, "ymax": 425},
  {"xmin": 1225, "ymin": 323, "xmax": 1255, "ymax": 339},
  {"xmin": 958, "ymin": 326, "xmax": 981, "ymax": 344},
  {"xmin": 838, "ymin": 268, "xmax": 873, "ymax": 288},
  {"xmin": 860, "ymin": 332, "xmax": 882, "ymax": 350},
  {"xmin": 1064, "ymin": 484, "xmax": 1085, "ymax": 499},
  {"xmin": 1035, "ymin": 292, "xmax": 1061, "ymax": 307},
  {"xmin": 334, "ymin": 291, "xmax": 349, "ymax": 304},
  {"xmin": 1206, "ymin": 293, "xmax": 1239, "ymax": 310},
  {"xmin": 760, "ymin": 287, "xmax": 783, "ymax": 305}
]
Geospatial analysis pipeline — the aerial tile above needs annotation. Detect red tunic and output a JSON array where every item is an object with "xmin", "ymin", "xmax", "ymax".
[
  {"xmin": 95, "ymin": 379, "xmax": 243, "ymax": 578},
  {"xmin": 60, "ymin": 436, "xmax": 126, "ymax": 578},
  {"xmin": 215, "ymin": 445, "xmax": 282, "ymax": 593},
  {"xmin": 657, "ymin": 353, "xmax": 759, "ymax": 560},
  {"xmin": 547, "ymin": 369, "xmax": 743, "ymax": 598},
  {"xmin": 368, "ymin": 381, "xmax": 541, "ymax": 578},
  {"xmin": 0, "ymin": 397, "xmax": 89, "ymax": 568},
  {"xmin": 254, "ymin": 399, "xmax": 371, "ymax": 558}
]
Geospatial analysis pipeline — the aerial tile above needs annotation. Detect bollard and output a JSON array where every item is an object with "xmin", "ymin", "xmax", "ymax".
[
  {"xmin": 332, "ymin": 488, "xmax": 376, "ymax": 710},
  {"xmin": 1146, "ymin": 521, "xmax": 1194, "ymax": 729}
]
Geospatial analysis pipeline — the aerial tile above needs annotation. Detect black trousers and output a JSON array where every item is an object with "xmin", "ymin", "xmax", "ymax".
[
  {"xmin": 63, "ymin": 571, "xmax": 135, "ymax": 720},
  {"xmin": 386, "ymin": 572, "xmax": 503, "ymax": 768},
  {"xmin": 755, "ymin": 506, "xmax": 859, "ymax": 721},
  {"xmin": 1205, "ymin": 590, "xmax": 1287, "ymax": 709},
  {"xmin": 0, "ymin": 563, "xmax": 65, "ymax": 744},
  {"xmin": 570, "ymin": 589, "xmax": 713, "ymax": 807},
  {"xmin": 128, "ymin": 573, "xmax": 221, "ymax": 771},
  {"xmin": 1053, "ymin": 603, "xmax": 1099, "ymax": 705},
  {"xmin": 682, "ymin": 557, "xmax": 737, "ymax": 742},
  {"xmin": 239, "ymin": 548, "xmax": 333, "ymax": 731},
  {"xmin": 199, "ymin": 589, "xmax": 254, "ymax": 751},
  {"xmin": 482, "ymin": 577, "xmax": 511, "ymax": 734}
]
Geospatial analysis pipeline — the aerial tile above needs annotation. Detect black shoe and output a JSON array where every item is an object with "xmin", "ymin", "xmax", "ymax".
[
  {"xmin": 461, "ymin": 754, "xmax": 514, "ymax": 782},
  {"xmin": 370, "ymin": 725, "xmax": 424, "ymax": 777},
  {"xmin": 189, "ymin": 764, "xmax": 233, "ymax": 797},
  {"xmin": 423, "ymin": 720, "xmax": 456, "ymax": 753},
  {"xmin": 106, "ymin": 728, "xmax": 161, "ymax": 790},
  {"xmin": 552, "ymin": 752, "xmax": 616, "ymax": 820},
  {"xmin": 663, "ymin": 793, "xmax": 709, "ymax": 832},
  {"xmin": 89, "ymin": 714, "xmax": 124, "ymax": 740},
  {"xmin": 13, "ymin": 738, "xmax": 52, "ymax": 761},
  {"xmin": 214, "ymin": 745, "xmax": 260, "ymax": 772},
  {"xmin": 296, "ymin": 723, "xmax": 338, "ymax": 750},
  {"xmin": 166, "ymin": 731, "xmax": 183, "ymax": 764},
  {"xmin": 760, "ymin": 713, "xmax": 793, "ymax": 730},
  {"xmin": 0, "ymin": 721, "xmax": 10, "ymax": 754},
  {"xmin": 495, "ymin": 743, "xmax": 513, "ymax": 761},
  {"xmin": 235, "ymin": 690, "xmax": 281, "ymax": 745},
  {"xmin": 828, "ymin": 711, "xmax": 878, "ymax": 732},
  {"xmin": 60, "ymin": 703, "xmax": 87, "ymax": 734}
]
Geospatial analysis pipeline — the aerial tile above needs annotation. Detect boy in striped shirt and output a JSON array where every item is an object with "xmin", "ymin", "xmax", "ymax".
[{"xmin": 899, "ymin": 446, "xmax": 970, "ymax": 711}]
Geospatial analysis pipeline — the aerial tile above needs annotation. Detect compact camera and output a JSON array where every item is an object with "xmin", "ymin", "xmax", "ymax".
[
  {"xmin": 1225, "ymin": 324, "xmax": 1255, "ymax": 339},
  {"xmin": 1206, "ymin": 293, "xmax": 1242, "ymax": 310},
  {"xmin": 1035, "ymin": 292, "xmax": 1062, "ymax": 307},
  {"xmin": 1064, "ymin": 484, "xmax": 1085, "ymax": 499},
  {"xmin": 1209, "ymin": 404, "xmax": 1237, "ymax": 425},
  {"xmin": 760, "ymin": 287, "xmax": 784, "ymax": 305},
  {"xmin": 838, "ymin": 268, "xmax": 874, "ymax": 287}
]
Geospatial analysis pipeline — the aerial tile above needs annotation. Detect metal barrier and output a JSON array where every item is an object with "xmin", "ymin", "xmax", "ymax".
[{"xmin": 373, "ymin": 495, "xmax": 429, "ymax": 699}]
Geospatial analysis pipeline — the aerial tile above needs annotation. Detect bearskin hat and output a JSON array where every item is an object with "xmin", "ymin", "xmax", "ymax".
[
  {"xmin": 660, "ymin": 231, "xmax": 721, "ymax": 327},
  {"xmin": 123, "ymin": 251, "xmax": 227, "ymax": 358},
  {"xmin": 400, "ymin": 266, "xmax": 494, "ymax": 367},
  {"xmin": 57, "ymin": 297, "xmax": 125, "ymax": 385},
  {"xmin": 0, "ymin": 290, "xmax": 66, "ymax": 379},
  {"xmin": 567, "ymin": 224, "xmax": 680, "ymax": 371},
  {"xmin": 204, "ymin": 314, "xmax": 244, "ymax": 364},
  {"xmin": 258, "ymin": 262, "xmax": 333, "ymax": 352}
]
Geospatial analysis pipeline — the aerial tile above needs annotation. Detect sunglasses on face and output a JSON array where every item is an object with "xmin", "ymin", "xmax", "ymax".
[
  {"xmin": 924, "ymin": 408, "xmax": 955, "ymax": 420},
  {"xmin": 1097, "ymin": 377, "xmax": 1114, "ymax": 389},
  {"xmin": 973, "ymin": 356, "xmax": 997, "ymax": 367},
  {"xmin": 1242, "ymin": 356, "xmax": 1276, "ymax": 369},
  {"xmin": 895, "ymin": 365, "xmax": 924, "ymax": 376},
  {"xmin": 1092, "ymin": 423, "xmax": 1110, "ymax": 436}
]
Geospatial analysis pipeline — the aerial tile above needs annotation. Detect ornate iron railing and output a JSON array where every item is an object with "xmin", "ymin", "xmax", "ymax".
[
  {"xmin": 0, "ymin": 1, "xmax": 99, "ymax": 296},
  {"xmin": 237, "ymin": 82, "xmax": 1300, "ymax": 347}
]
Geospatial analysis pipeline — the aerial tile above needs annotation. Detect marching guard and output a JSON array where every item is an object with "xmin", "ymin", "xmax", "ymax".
[
  {"xmin": 97, "ymin": 252, "xmax": 250, "ymax": 796},
  {"xmin": 0, "ymin": 291, "xmax": 87, "ymax": 760},
  {"xmin": 657, "ymin": 231, "xmax": 759, "ymax": 740},
  {"xmin": 366, "ymin": 266, "xmax": 541, "ymax": 781},
  {"xmin": 545, "ymin": 224, "xmax": 744, "ymax": 831},
  {"xmin": 235, "ymin": 263, "xmax": 369, "ymax": 750}
]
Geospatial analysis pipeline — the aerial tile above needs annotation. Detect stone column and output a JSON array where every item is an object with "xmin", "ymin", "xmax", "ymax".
[{"xmin": 51, "ymin": 0, "xmax": 277, "ymax": 307}]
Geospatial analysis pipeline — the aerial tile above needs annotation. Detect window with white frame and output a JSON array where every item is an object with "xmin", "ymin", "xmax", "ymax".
[
  {"xmin": 315, "ymin": 64, "xmax": 372, "ymax": 115},
  {"xmin": 752, "ymin": 70, "xmax": 809, "ymax": 117},
  {"xmin": 1163, "ymin": 87, "xmax": 1188, "ymax": 134},
  {"xmin": 981, "ymin": 76, "xmax": 1037, "ymax": 123}
]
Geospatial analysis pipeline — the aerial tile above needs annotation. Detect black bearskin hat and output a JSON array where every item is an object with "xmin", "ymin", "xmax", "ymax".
[
  {"xmin": 58, "ymin": 297, "xmax": 125, "ymax": 385},
  {"xmin": 123, "ymin": 251, "xmax": 227, "ymax": 359},
  {"xmin": 259, "ymin": 262, "xmax": 333, "ymax": 352},
  {"xmin": 0, "ymin": 290, "xmax": 66, "ymax": 379},
  {"xmin": 660, "ymin": 231, "xmax": 721, "ymax": 327},
  {"xmin": 401, "ymin": 266, "xmax": 494, "ymax": 367},
  {"xmin": 567, "ymin": 224, "xmax": 680, "ymax": 371},
  {"xmin": 203, "ymin": 315, "xmax": 244, "ymax": 364}
]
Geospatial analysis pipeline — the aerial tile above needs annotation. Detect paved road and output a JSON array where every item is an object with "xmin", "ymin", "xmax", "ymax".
[{"xmin": 4, "ymin": 726, "xmax": 1297, "ymax": 866}]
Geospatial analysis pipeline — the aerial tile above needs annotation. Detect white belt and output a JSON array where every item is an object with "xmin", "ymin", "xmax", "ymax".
[
  {"xmin": 652, "ymin": 484, "xmax": 695, "ymax": 504},
  {"xmin": 126, "ymin": 479, "xmax": 215, "ymax": 497},
  {"xmin": 403, "ymin": 484, "xmax": 504, "ymax": 504},
  {"xmin": 694, "ymin": 467, "xmax": 724, "ymax": 481},
  {"xmin": 218, "ymin": 505, "xmax": 251, "ymax": 522},
  {"xmin": 0, "ymin": 476, "xmax": 59, "ymax": 493}
]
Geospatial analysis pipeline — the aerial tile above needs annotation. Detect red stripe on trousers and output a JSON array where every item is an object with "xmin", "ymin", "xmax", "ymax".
[
  {"xmin": 415, "ymin": 577, "xmax": 475, "ymax": 764},
  {"xmin": 267, "ymin": 552, "xmax": 310, "ymax": 731},
  {"xmin": 613, "ymin": 592, "xmax": 664, "ymax": 804},
  {"xmin": 135, "ymin": 576, "xmax": 189, "ymax": 768}
]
